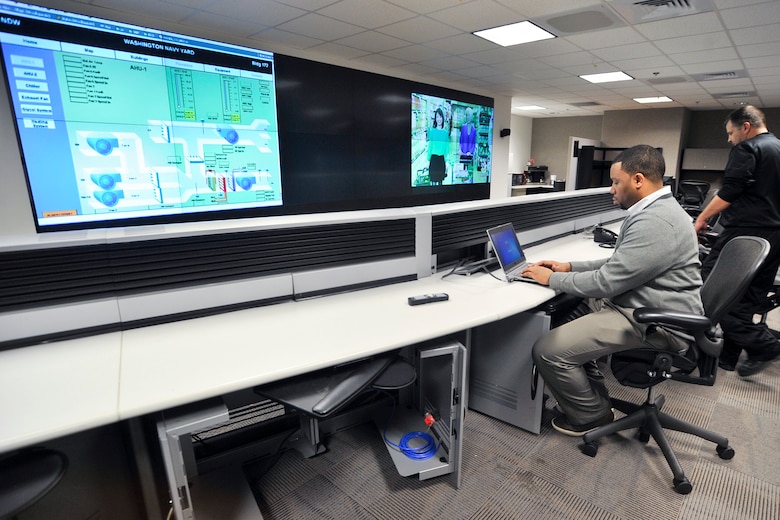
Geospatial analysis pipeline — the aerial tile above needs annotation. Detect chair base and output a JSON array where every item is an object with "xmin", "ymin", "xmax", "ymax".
[{"xmin": 580, "ymin": 393, "xmax": 734, "ymax": 494}]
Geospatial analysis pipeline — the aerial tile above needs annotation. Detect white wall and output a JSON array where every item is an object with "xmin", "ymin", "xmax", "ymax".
[
  {"xmin": 488, "ymin": 95, "xmax": 514, "ymax": 199},
  {"xmin": 508, "ymin": 114, "xmax": 533, "ymax": 173}
]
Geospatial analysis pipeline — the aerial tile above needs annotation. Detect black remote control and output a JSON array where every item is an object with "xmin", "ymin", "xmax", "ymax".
[{"xmin": 408, "ymin": 293, "xmax": 449, "ymax": 306}]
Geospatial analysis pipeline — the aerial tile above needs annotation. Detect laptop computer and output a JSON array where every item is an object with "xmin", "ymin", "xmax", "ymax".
[{"xmin": 486, "ymin": 223, "xmax": 539, "ymax": 283}]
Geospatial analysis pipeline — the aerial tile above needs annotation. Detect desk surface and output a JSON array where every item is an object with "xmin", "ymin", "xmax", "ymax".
[{"xmin": 0, "ymin": 225, "xmax": 618, "ymax": 452}]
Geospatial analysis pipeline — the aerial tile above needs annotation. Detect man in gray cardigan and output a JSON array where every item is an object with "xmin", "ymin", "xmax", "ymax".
[{"xmin": 521, "ymin": 144, "xmax": 703, "ymax": 436}]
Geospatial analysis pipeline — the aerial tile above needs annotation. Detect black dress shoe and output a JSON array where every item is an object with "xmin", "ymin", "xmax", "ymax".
[
  {"xmin": 718, "ymin": 359, "xmax": 736, "ymax": 372},
  {"xmin": 551, "ymin": 410, "xmax": 614, "ymax": 437},
  {"xmin": 736, "ymin": 344, "xmax": 780, "ymax": 377}
]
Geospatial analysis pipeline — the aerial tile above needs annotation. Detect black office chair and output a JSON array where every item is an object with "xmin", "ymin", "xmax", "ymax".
[
  {"xmin": 579, "ymin": 236, "xmax": 771, "ymax": 494},
  {"xmin": 676, "ymin": 180, "xmax": 711, "ymax": 216},
  {"xmin": 254, "ymin": 351, "xmax": 416, "ymax": 457},
  {"xmin": 0, "ymin": 448, "xmax": 67, "ymax": 519}
]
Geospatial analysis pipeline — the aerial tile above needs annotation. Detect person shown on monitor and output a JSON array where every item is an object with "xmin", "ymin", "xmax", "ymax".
[
  {"xmin": 520, "ymin": 145, "xmax": 703, "ymax": 436},
  {"xmin": 427, "ymin": 108, "xmax": 451, "ymax": 185},
  {"xmin": 459, "ymin": 107, "xmax": 477, "ymax": 160}
]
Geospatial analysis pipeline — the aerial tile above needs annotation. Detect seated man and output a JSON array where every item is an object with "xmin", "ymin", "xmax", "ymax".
[{"xmin": 521, "ymin": 145, "xmax": 703, "ymax": 436}]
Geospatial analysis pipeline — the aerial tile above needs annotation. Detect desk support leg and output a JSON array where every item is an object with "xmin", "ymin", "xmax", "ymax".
[
  {"xmin": 127, "ymin": 417, "xmax": 166, "ymax": 520},
  {"xmin": 290, "ymin": 416, "xmax": 327, "ymax": 458},
  {"xmin": 156, "ymin": 399, "xmax": 230, "ymax": 520}
]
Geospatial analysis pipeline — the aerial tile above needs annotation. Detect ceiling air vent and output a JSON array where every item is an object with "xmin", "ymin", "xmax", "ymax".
[
  {"xmin": 569, "ymin": 102, "xmax": 601, "ymax": 107},
  {"xmin": 691, "ymin": 70, "xmax": 746, "ymax": 82},
  {"xmin": 703, "ymin": 72, "xmax": 737, "ymax": 81},
  {"xmin": 647, "ymin": 76, "xmax": 688, "ymax": 85},
  {"xmin": 609, "ymin": 0, "xmax": 714, "ymax": 24},
  {"xmin": 714, "ymin": 92, "xmax": 755, "ymax": 99}
]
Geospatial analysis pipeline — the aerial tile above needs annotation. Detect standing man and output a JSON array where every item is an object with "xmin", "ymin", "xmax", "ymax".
[
  {"xmin": 522, "ymin": 145, "xmax": 703, "ymax": 436},
  {"xmin": 694, "ymin": 105, "xmax": 780, "ymax": 377}
]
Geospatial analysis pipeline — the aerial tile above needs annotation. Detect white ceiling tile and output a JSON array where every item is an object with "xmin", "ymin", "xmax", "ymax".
[
  {"xmin": 273, "ymin": 0, "xmax": 341, "ymax": 10},
  {"xmin": 381, "ymin": 44, "xmax": 450, "ymax": 63},
  {"xmin": 250, "ymin": 27, "xmax": 325, "ymax": 49},
  {"xmin": 744, "ymin": 55, "xmax": 780, "ymax": 69},
  {"xmin": 753, "ymin": 75, "xmax": 780, "ymax": 87},
  {"xmin": 654, "ymin": 32, "xmax": 732, "ymax": 54},
  {"xmin": 539, "ymin": 51, "xmax": 597, "ymax": 69},
  {"xmin": 377, "ymin": 15, "xmax": 461, "ymax": 43},
  {"xmin": 591, "ymin": 42, "xmax": 662, "ymax": 61},
  {"xmin": 669, "ymin": 47, "xmax": 739, "ymax": 65},
  {"xmin": 511, "ymin": 38, "xmax": 582, "ymax": 58},
  {"xmin": 350, "ymin": 53, "xmax": 407, "ymax": 68},
  {"xmin": 417, "ymin": 54, "xmax": 482, "ymax": 71},
  {"xmin": 611, "ymin": 55, "xmax": 676, "ymax": 71},
  {"xmin": 428, "ymin": 0, "xmax": 524, "ymax": 32},
  {"xmin": 385, "ymin": 0, "xmax": 475, "ymax": 16},
  {"xmin": 180, "ymin": 11, "xmax": 272, "ymax": 39},
  {"xmin": 424, "ymin": 34, "xmax": 495, "ymax": 56},
  {"xmin": 318, "ymin": 0, "xmax": 416, "ymax": 29},
  {"xmin": 720, "ymin": 2, "xmax": 780, "ymax": 29},
  {"xmin": 392, "ymin": 62, "xmax": 443, "ymax": 76},
  {"xmin": 564, "ymin": 26, "xmax": 646, "ymax": 50},
  {"xmin": 729, "ymin": 25, "xmax": 780, "ymax": 45},
  {"xmin": 201, "ymin": 0, "xmax": 307, "ymax": 25},
  {"xmin": 276, "ymin": 12, "xmax": 364, "ymax": 40},
  {"xmin": 633, "ymin": 12, "xmax": 725, "ymax": 39},
  {"xmin": 335, "ymin": 30, "xmax": 410, "ymax": 53},
  {"xmin": 749, "ymin": 66, "xmax": 780, "ymax": 77},
  {"xmin": 89, "ymin": 0, "xmax": 200, "ymax": 22},
  {"xmin": 738, "ymin": 42, "xmax": 780, "ymax": 59},
  {"xmin": 307, "ymin": 41, "xmax": 371, "ymax": 60}
]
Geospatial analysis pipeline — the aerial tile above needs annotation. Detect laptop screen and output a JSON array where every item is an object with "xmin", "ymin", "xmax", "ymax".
[{"xmin": 486, "ymin": 223, "xmax": 527, "ymax": 274}]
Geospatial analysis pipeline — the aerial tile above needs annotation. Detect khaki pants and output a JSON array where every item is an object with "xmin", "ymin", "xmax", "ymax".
[{"xmin": 532, "ymin": 298, "xmax": 689, "ymax": 426}]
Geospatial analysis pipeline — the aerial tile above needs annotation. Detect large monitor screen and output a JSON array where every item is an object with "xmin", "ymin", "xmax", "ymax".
[
  {"xmin": 412, "ymin": 93, "xmax": 494, "ymax": 187},
  {"xmin": 0, "ymin": 0, "xmax": 282, "ymax": 231}
]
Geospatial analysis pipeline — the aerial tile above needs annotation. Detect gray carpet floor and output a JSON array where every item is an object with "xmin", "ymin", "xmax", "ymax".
[{"xmin": 249, "ymin": 312, "xmax": 780, "ymax": 520}]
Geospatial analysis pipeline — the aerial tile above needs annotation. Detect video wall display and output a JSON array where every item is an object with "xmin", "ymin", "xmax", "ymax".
[
  {"xmin": 0, "ymin": 1, "xmax": 494, "ymax": 232},
  {"xmin": 0, "ymin": 0, "xmax": 282, "ymax": 231},
  {"xmin": 411, "ymin": 93, "xmax": 494, "ymax": 187}
]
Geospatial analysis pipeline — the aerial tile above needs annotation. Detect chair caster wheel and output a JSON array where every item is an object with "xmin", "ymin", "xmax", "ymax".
[
  {"xmin": 673, "ymin": 477, "xmax": 692, "ymax": 494},
  {"xmin": 717, "ymin": 445, "xmax": 735, "ymax": 460},
  {"xmin": 636, "ymin": 430, "xmax": 651, "ymax": 443},
  {"xmin": 580, "ymin": 441, "xmax": 598, "ymax": 457}
]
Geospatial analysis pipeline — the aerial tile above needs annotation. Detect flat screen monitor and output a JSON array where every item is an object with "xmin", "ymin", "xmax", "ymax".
[
  {"xmin": 411, "ymin": 92, "xmax": 494, "ymax": 187},
  {"xmin": 0, "ymin": 0, "xmax": 282, "ymax": 231}
]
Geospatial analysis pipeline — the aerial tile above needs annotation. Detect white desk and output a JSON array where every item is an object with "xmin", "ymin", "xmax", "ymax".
[
  {"xmin": 0, "ymin": 333, "xmax": 122, "ymax": 451},
  {"xmin": 0, "ymin": 225, "xmax": 619, "ymax": 454}
]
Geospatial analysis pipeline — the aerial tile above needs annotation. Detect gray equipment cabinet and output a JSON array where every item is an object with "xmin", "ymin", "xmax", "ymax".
[{"xmin": 469, "ymin": 311, "xmax": 550, "ymax": 434}]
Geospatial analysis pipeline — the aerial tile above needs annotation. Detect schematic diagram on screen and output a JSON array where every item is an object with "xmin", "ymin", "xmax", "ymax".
[{"xmin": 72, "ymin": 117, "xmax": 281, "ymax": 212}]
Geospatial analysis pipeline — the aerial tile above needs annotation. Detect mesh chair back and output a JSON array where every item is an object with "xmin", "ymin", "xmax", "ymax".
[
  {"xmin": 701, "ymin": 236, "xmax": 770, "ymax": 326},
  {"xmin": 678, "ymin": 180, "xmax": 710, "ymax": 206}
]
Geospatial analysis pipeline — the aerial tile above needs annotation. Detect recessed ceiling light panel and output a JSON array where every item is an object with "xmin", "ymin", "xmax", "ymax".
[
  {"xmin": 634, "ymin": 96, "xmax": 673, "ymax": 103},
  {"xmin": 579, "ymin": 71, "xmax": 634, "ymax": 83},
  {"xmin": 473, "ymin": 21, "xmax": 555, "ymax": 47},
  {"xmin": 515, "ymin": 105, "xmax": 546, "ymax": 111}
]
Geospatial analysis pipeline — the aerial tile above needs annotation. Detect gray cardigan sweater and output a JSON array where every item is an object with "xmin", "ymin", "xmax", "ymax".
[{"xmin": 549, "ymin": 193, "xmax": 704, "ymax": 315}]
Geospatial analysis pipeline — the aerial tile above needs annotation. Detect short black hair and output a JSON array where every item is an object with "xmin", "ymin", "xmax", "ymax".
[
  {"xmin": 613, "ymin": 145, "xmax": 665, "ymax": 182},
  {"xmin": 726, "ymin": 105, "xmax": 766, "ymax": 128}
]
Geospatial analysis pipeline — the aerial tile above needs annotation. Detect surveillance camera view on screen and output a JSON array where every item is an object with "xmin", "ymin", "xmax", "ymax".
[
  {"xmin": 411, "ymin": 92, "xmax": 493, "ymax": 187},
  {"xmin": 0, "ymin": 0, "xmax": 283, "ymax": 229}
]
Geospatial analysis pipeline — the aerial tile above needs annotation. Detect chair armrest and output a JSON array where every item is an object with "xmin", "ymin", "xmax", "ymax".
[{"xmin": 633, "ymin": 308, "xmax": 711, "ymax": 331}]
